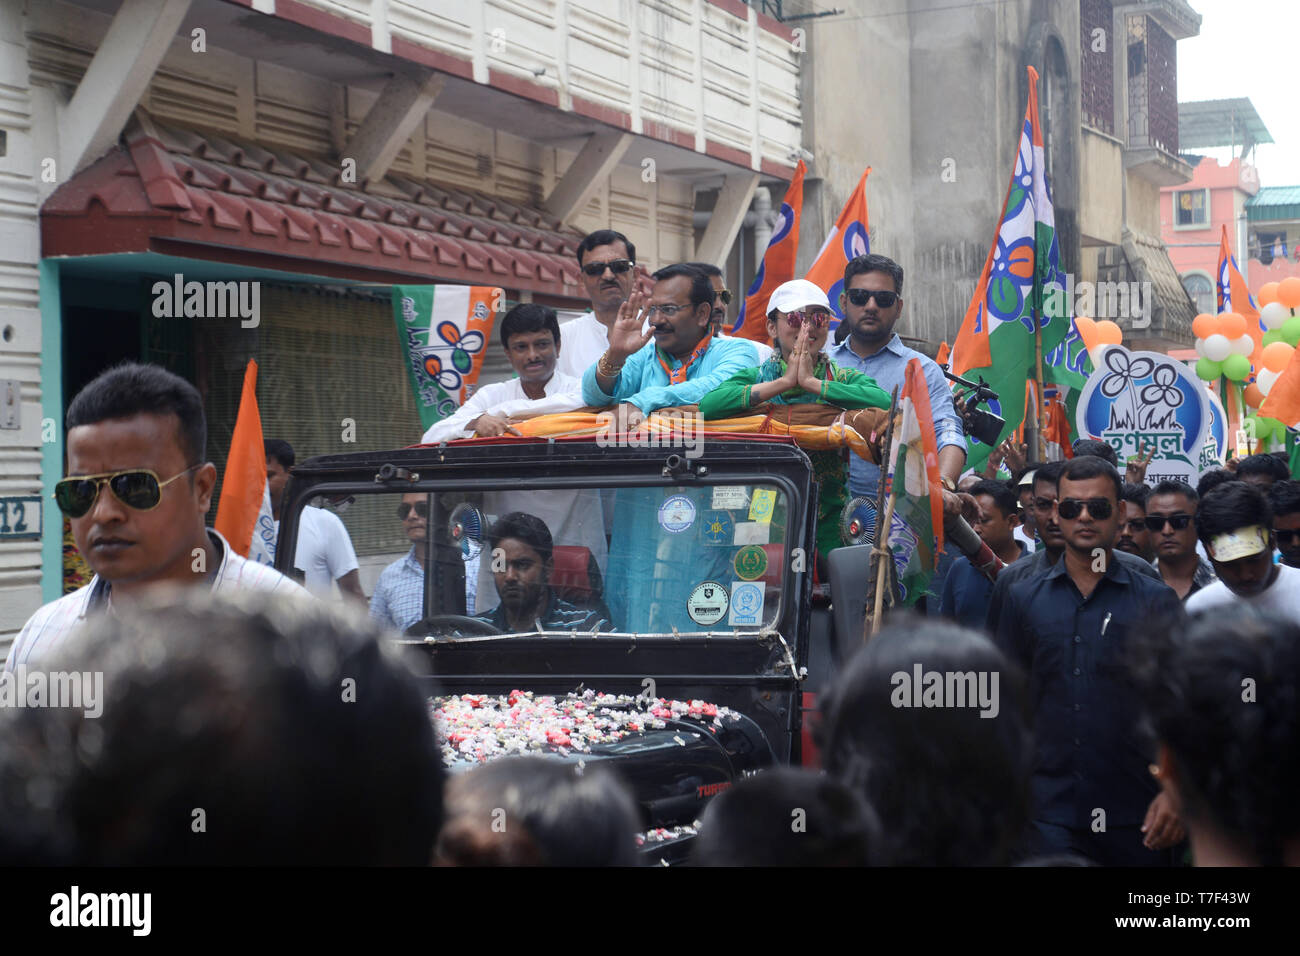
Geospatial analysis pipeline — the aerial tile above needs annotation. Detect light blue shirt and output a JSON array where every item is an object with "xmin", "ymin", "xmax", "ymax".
[
  {"xmin": 828, "ymin": 333, "xmax": 965, "ymax": 497},
  {"xmin": 582, "ymin": 335, "xmax": 759, "ymax": 413}
]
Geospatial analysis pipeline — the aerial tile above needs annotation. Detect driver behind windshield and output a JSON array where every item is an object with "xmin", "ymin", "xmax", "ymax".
[{"xmin": 475, "ymin": 513, "xmax": 614, "ymax": 633}]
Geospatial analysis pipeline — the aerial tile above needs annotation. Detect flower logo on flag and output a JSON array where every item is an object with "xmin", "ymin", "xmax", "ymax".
[
  {"xmin": 420, "ymin": 321, "xmax": 485, "ymax": 392},
  {"xmin": 988, "ymin": 235, "xmax": 1035, "ymax": 326}
]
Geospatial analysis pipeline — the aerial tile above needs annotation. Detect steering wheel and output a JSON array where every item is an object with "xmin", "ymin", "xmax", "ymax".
[{"xmin": 405, "ymin": 614, "xmax": 504, "ymax": 638}]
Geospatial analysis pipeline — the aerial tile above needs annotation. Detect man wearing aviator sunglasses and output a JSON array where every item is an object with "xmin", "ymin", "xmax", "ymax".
[
  {"xmin": 993, "ymin": 456, "xmax": 1185, "ymax": 866},
  {"xmin": 1146, "ymin": 482, "xmax": 1216, "ymax": 601},
  {"xmin": 827, "ymin": 254, "xmax": 966, "ymax": 518},
  {"xmin": 7, "ymin": 363, "xmax": 301, "ymax": 670},
  {"xmin": 556, "ymin": 229, "xmax": 652, "ymax": 379}
]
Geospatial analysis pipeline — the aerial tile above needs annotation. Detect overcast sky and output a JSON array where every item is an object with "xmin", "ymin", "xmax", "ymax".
[{"xmin": 1179, "ymin": 0, "xmax": 1297, "ymax": 186}]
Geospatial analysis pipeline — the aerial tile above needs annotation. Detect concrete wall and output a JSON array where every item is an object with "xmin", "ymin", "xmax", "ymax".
[
  {"xmin": 1124, "ymin": 172, "xmax": 1162, "ymax": 237},
  {"xmin": 1080, "ymin": 127, "xmax": 1123, "ymax": 246}
]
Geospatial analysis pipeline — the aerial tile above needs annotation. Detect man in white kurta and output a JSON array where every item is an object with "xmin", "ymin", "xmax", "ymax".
[
  {"xmin": 555, "ymin": 229, "xmax": 641, "ymax": 380},
  {"xmin": 418, "ymin": 303, "xmax": 608, "ymax": 613}
]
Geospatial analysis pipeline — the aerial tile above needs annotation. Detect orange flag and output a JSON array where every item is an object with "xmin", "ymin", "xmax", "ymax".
[
  {"xmin": 805, "ymin": 166, "xmax": 871, "ymax": 323},
  {"xmin": 1217, "ymin": 225, "xmax": 1263, "ymax": 368},
  {"xmin": 1260, "ymin": 350, "xmax": 1300, "ymax": 428},
  {"xmin": 733, "ymin": 160, "xmax": 805, "ymax": 342},
  {"xmin": 215, "ymin": 359, "xmax": 275, "ymax": 562},
  {"xmin": 935, "ymin": 341, "xmax": 951, "ymax": 367}
]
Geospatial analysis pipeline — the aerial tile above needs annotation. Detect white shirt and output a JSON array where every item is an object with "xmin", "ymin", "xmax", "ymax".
[
  {"xmin": 272, "ymin": 506, "xmax": 359, "ymax": 597},
  {"xmin": 421, "ymin": 372, "xmax": 584, "ymax": 444},
  {"xmin": 554, "ymin": 312, "xmax": 612, "ymax": 380},
  {"xmin": 1013, "ymin": 525, "xmax": 1038, "ymax": 553},
  {"xmin": 5, "ymin": 529, "xmax": 306, "ymax": 670},
  {"xmin": 1185, "ymin": 562, "xmax": 1300, "ymax": 623}
]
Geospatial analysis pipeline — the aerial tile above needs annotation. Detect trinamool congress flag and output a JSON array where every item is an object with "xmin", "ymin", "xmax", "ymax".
[
  {"xmin": 1216, "ymin": 225, "xmax": 1263, "ymax": 367},
  {"xmin": 392, "ymin": 285, "xmax": 499, "ymax": 432},
  {"xmin": 215, "ymin": 359, "xmax": 276, "ymax": 565},
  {"xmin": 805, "ymin": 167, "xmax": 871, "ymax": 324},
  {"xmin": 885, "ymin": 358, "xmax": 945, "ymax": 607},
  {"xmin": 733, "ymin": 160, "xmax": 805, "ymax": 342},
  {"xmin": 949, "ymin": 66, "xmax": 1073, "ymax": 474}
]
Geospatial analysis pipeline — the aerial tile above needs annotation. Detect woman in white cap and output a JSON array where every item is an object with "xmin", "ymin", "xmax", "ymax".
[{"xmin": 699, "ymin": 278, "xmax": 891, "ymax": 563}]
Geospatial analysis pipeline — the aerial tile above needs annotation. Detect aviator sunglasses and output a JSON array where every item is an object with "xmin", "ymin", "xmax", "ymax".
[
  {"xmin": 846, "ymin": 288, "xmax": 899, "ymax": 308},
  {"xmin": 396, "ymin": 501, "xmax": 430, "ymax": 520},
  {"xmin": 53, "ymin": 465, "xmax": 202, "ymax": 519},
  {"xmin": 1144, "ymin": 513, "xmax": 1194, "ymax": 532},
  {"xmin": 783, "ymin": 310, "xmax": 830, "ymax": 329},
  {"xmin": 580, "ymin": 258, "xmax": 634, "ymax": 277},
  {"xmin": 1056, "ymin": 497, "xmax": 1114, "ymax": 521}
]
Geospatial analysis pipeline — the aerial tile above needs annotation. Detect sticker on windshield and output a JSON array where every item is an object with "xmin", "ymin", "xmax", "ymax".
[
  {"xmin": 701, "ymin": 510, "xmax": 735, "ymax": 546},
  {"xmin": 728, "ymin": 581, "xmax": 764, "ymax": 626},
  {"xmin": 687, "ymin": 581, "xmax": 729, "ymax": 626},
  {"xmin": 658, "ymin": 494, "xmax": 696, "ymax": 534},
  {"xmin": 734, "ymin": 545, "xmax": 768, "ymax": 581},
  {"xmin": 733, "ymin": 522, "xmax": 770, "ymax": 546},
  {"xmin": 711, "ymin": 486, "xmax": 748, "ymax": 510},
  {"xmin": 748, "ymin": 488, "xmax": 776, "ymax": 523}
]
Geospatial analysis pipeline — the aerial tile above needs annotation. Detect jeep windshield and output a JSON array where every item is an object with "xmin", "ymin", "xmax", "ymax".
[{"xmin": 290, "ymin": 477, "xmax": 793, "ymax": 637}]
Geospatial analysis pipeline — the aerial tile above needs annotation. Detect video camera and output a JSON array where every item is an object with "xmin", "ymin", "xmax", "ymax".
[{"xmin": 940, "ymin": 366, "xmax": 1006, "ymax": 447}]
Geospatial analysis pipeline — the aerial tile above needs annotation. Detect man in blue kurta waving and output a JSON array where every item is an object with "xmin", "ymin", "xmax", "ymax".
[{"xmin": 582, "ymin": 263, "xmax": 759, "ymax": 426}]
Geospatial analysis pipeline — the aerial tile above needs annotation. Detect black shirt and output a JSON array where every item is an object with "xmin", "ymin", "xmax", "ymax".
[{"xmin": 993, "ymin": 551, "xmax": 1182, "ymax": 828}]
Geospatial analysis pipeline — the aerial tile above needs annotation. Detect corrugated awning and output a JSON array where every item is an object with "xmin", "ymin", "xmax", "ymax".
[
  {"xmin": 1246, "ymin": 186, "xmax": 1300, "ymax": 224},
  {"xmin": 41, "ymin": 117, "xmax": 588, "ymax": 298}
]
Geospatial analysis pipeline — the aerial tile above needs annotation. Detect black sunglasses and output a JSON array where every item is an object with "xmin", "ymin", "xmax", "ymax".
[
  {"xmin": 580, "ymin": 258, "xmax": 634, "ymax": 277},
  {"xmin": 1274, "ymin": 528, "xmax": 1299, "ymax": 545},
  {"xmin": 396, "ymin": 501, "xmax": 429, "ymax": 520},
  {"xmin": 846, "ymin": 288, "xmax": 899, "ymax": 308},
  {"xmin": 1057, "ymin": 497, "xmax": 1113, "ymax": 520},
  {"xmin": 53, "ymin": 465, "xmax": 201, "ymax": 518},
  {"xmin": 1144, "ymin": 513, "xmax": 1194, "ymax": 532}
]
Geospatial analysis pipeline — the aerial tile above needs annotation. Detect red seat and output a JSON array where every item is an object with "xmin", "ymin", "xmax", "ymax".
[{"xmin": 550, "ymin": 545, "xmax": 598, "ymax": 603}]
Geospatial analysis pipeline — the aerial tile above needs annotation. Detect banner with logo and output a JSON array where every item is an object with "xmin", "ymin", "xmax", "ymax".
[
  {"xmin": 733, "ymin": 160, "xmax": 804, "ymax": 341},
  {"xmin": 1075, "ymin": 346, "xmax": 1211, "ymax": 487},
  {"xmin": 392, "ymin": 285, "xmax": 500, "ymax": 431}
]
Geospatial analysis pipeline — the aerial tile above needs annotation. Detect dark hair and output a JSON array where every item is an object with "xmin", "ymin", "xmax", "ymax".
[
  {"xmin": 1197, "ymin": 467, "xmax": 1239, "ymax": 499},
  {"xmin": 1128, "ymin": 612, "xmax": 1300, "ymax": 865},
  {"xmin": 843, "ymin": 253, "xmax": 903, "ymax": 295},
  {"xmin": 692, "ymin": 768, "xmax": 878, "ymax": 866},
  {"xmin": 969, "ymin": 479, "xmax": 1018, "ymax": 519},
  {"xmin": 1121, "ymin": 482, "xmax": 1150, "ymax": 509},
  {"xmin": 487, "ymin": 511, "xmax": 554, "ymax": 565},
  {"xmin": 1058, "ymin": 455, "xmax": 1122, "ymax": 502},
  {"xmin": 1197, "ymin": 481, "xmax": 1273, "ymax": 545},
  {"xmin": 264, "ymin": 438, "xmax": 294, "ymax": 470},
  {"xmin": 1268, "ymin": 479, "xmax": 1300, "ymax": 518},
  {"xmin": 576, "ymin": 229, "xmax": 635, "ymax": 266},
  {"xmin": 66, "ymin": 362, "xmax": 207, "ymax": 466},
  {"xmin": 0, "ymin": 592, "xmax": 443, "ymax": 865},
  {"xmin": 685, "ymin": 261, "xmax": 723, "ymax": 280},
  {"xmin": 816, "ymin": 616, "xmax": 1031, "ymax": 866},
  {"xmin": 1071, "ymin": 438, "xmax": 1118, "ymax": 466},
  {"xmin": 499, "ymin": 303, "xmax": 560, "ymax": 350},
  {"xmin": 1148, "ymin": 479, "xmax": 1197, "ymax": 508},
  {"xmin": 1238, "ymin": 453, "xmax": 1290, "ymax": 483},
  {"xmin": 436, "ymin": 756, "xmax": 640, "ymax": 866},
  {"xmin": 652, "ymin": 263, "xmax": 715, "ymax": 311},
  {"xmin": 1031, "ymin": 460, "xmax": 1067, "ymax": 495}
]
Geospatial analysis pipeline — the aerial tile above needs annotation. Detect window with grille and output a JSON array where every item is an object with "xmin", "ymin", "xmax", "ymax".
[{"xmin": 1174, "ymin": 189, "xmax": 1208, "ymax": 228}]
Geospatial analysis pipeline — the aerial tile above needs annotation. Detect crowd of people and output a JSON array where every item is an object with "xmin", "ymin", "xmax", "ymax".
[{"xmin": 3, "ymin": 225, "xmax": 1298, "ymax": 866}]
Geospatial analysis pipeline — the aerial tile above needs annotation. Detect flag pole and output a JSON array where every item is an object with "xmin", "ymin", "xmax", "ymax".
[
  {"xmin": 1033, "ymin": 325, "xmax": 1047, "ymax": 460},
  {"xmin": 866, "ymin": 385, "xmax": 900, "ymax": 642},
  {"xmin": 870, "ymin": 477, "xmax": 900, "ymax": 640}
]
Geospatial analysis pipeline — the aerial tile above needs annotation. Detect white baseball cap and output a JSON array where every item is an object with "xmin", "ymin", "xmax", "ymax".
[{"xmin": 767, "ymin": 279, "xmax": 831, "ymax": 317}]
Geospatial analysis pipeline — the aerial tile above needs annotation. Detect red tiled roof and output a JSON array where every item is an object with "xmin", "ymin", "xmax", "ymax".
[{"xmin": 41, "ymin": 119, "xmax": 587, "ymax": 298}]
